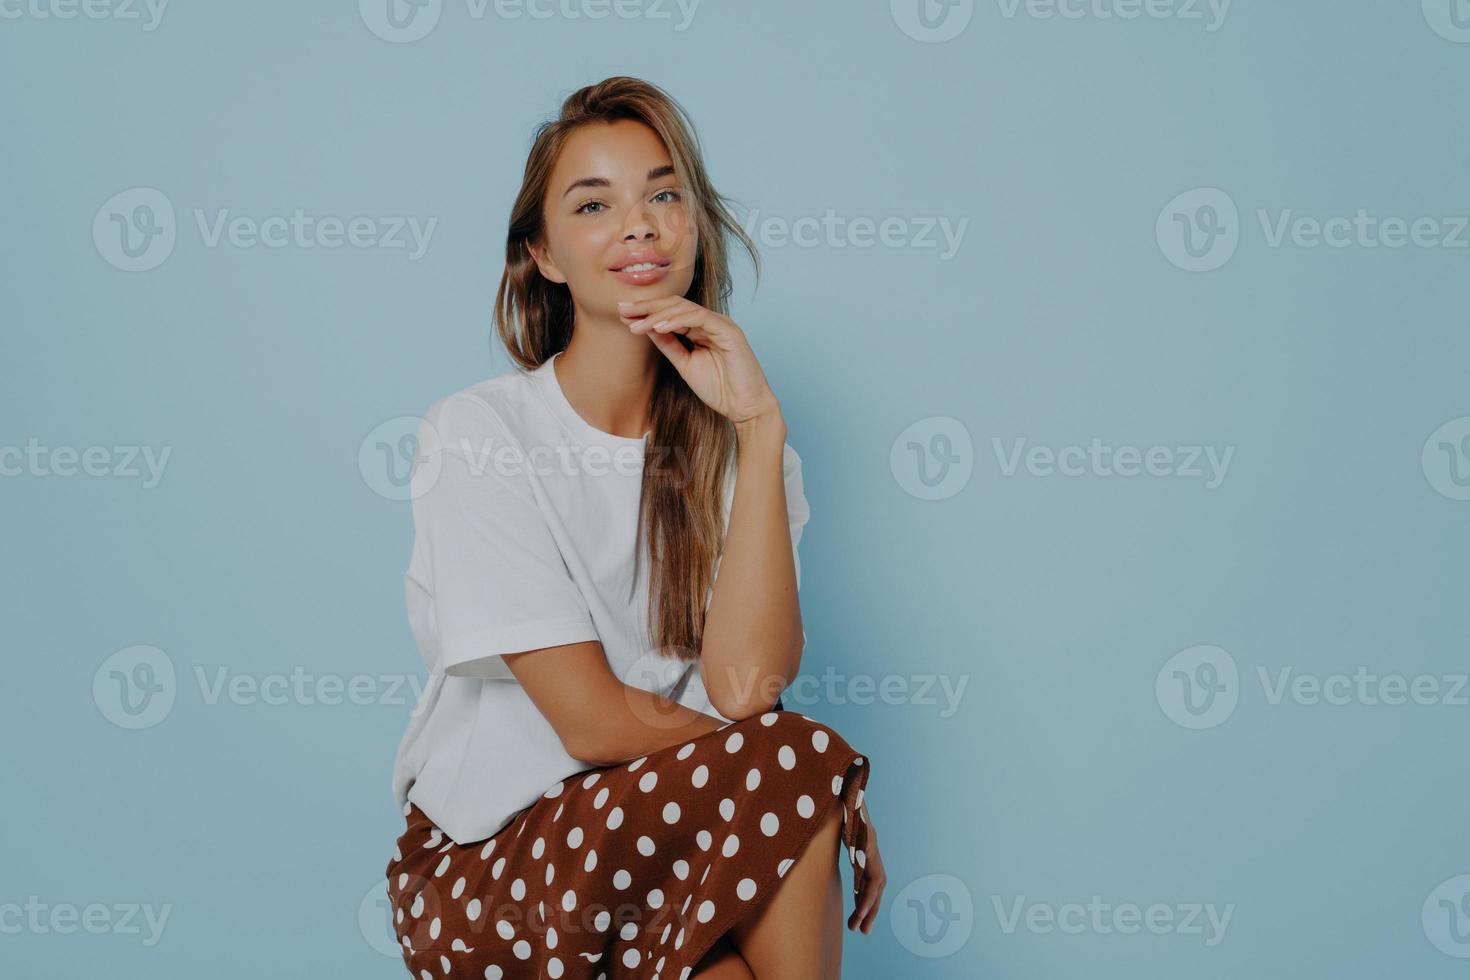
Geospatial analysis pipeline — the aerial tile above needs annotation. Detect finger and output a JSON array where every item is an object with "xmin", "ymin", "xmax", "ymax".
[
  {"xmin": 643, "ymin": 323, "xmax": 691, "ymax": 369},
  {"xmin": 617, "ymin": 296, "xmax": 688, "ymax": 319},
  {"xmin": 861, "ymin": 881, "xmax": 885, "ymax": 933}
]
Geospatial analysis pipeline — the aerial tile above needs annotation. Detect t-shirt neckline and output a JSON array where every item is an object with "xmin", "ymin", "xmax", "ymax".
[{"xmin": 533, "ymin": 351, "xmax": 650, "ymax": 450}]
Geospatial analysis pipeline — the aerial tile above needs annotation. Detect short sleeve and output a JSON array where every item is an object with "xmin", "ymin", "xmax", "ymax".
[{"xmin": 409, "ymin": 393, "xmax": 599, "ymax": 680}]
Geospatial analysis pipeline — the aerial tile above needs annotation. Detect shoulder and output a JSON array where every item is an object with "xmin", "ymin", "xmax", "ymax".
[{"xmin": 418, "ymin": 367, "xmax": 543, "ymax": 451}]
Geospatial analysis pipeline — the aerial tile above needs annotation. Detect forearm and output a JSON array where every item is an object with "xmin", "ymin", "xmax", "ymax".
[
  {"xmin": 572, "ymin": 680, "xmax": 730, "ymax": 767},
  {"xmin": 699, "ymin": 410, "xmax": 804, "ymax": 719}
]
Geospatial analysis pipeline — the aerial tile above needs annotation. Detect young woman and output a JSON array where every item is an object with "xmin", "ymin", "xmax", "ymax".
[{"xmin": 384, "ymin": 77, "xmax": 884, "ymax": 980}]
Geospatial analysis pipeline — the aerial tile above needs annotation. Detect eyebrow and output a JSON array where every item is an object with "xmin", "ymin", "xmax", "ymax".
[{"xmin": 561, "ymin": 164, "xmax": 676, "ymax": 199}]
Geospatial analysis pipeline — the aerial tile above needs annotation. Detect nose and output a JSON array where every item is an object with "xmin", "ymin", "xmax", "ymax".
[{"xmin": 621, "ymin": 200, "xmax": 658, "ymax": 242}]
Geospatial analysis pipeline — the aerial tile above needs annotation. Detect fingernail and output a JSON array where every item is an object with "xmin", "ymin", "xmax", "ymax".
[
  {"xmin": 617, "ymin": 300, "xmax": 633, "ymax": 309},
  {"xmin": 651, "ymin": 320, "xmax": 667, "ymax": 331}
]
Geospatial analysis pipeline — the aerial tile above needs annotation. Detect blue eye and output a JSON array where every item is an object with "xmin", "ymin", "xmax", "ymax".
[
  {"xmin": 653, "ymin": 189, "xmax": 681, "ymax": 204},
  {"xmin": 575, "ymin": 200, "xmax": 606, "ymax": 215}
]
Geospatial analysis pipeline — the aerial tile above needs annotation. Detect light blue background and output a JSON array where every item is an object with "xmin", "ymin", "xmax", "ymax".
[{"xmin": 3, "ymin": 1, "xmax": 1468, "ymax": 977}]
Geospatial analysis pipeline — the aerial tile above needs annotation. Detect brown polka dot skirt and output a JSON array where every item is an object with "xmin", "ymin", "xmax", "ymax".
[{"xmin": 384, "ymin": 709, "xmax": 871, "ymax": 979}]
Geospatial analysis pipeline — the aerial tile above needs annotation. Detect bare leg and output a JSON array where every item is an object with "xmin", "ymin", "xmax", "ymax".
[
  {"xmin": 692, "ymin": 935, "xmax": 757, "ymax": 979},
  {"xmin": 726, "ymin": 805, "xmax": 844, "ymax": 980}
]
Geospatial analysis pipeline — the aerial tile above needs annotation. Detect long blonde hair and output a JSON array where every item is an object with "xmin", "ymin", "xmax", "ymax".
[{"xmin": 494, "ymin": 76, "xmax": 760, "ymax": 663}]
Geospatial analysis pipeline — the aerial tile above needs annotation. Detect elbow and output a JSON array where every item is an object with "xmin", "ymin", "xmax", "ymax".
[{"xmin": 561, "ymin": 730, "xmax": 610, "ymax": 767}]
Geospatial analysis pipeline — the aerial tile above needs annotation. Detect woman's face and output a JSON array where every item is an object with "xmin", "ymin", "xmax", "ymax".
[{"xmin": 530, "ymin": 118, "xmax": 699, "ymax": 316}]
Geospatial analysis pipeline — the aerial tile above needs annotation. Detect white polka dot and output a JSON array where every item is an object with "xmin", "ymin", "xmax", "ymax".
[
  {"xmin": 547, "ymin": 957, "xmax": 564, "ymax": 978},
  {"xmin": 857, "ymin": 849, "xmax": 867, "ymax": 868},
  {"xmin": 737, "ymin": 878, "xmax": 757, "ymax": 901},
  {"xmin": 548, "ymin": 926, "xmax": 559, "ymax": 949},
  {"xmin": 639, "ymin": 771, "xmax": 659, "ymax": 792},
  {"xmin": 722, "ymin": 834, "xmax": 740, "ymax": 857},
  {"xmin": 725, "ymin": 732, "xmax": 744, "ymax": 753},
  {"xmin": 701, "ymin": 864, "xmax": 712, "ymax": 883},
  {"xmin": 811, "ymin": 729, "xmax": 829, "ymax": 752},
  {"xmin": 429, "ymin": 917, "xmax": 441, "ymax": 940},
  {"xmin": 434, "ymin": 855, "xmax": 451, "ymax": 877},
  {"xmin": 410, "ymin": 894, "xmax": 424, "ymax": 917},
  {"xmin": 778, "ymin": 745, "xmax": 797, "ymax": 770},
  {"xmin": 629, "ymin": 756, "xmax": 647, "ymax": 772},
  {"xmin": 677, "ymin": 742, "xmax": 696, "ymax": 760},
  {"xmin": 480, "ymin": 839, "xmax": 496, "ymax": 860},
  {"xmin": 594, "ymin": 787, "xmax": 610, "ymax": 809},
  {"xmin": 584, "ymin": 849, "xmax": 598, "ymax": 873},
  {"xmin": 562, "ymin": 889, "xmax": 577, "ymax": 912},
  {"xmin": 674, "ymin": 927, "xmax": 685, "ymax": 949},
  {"xmin": 746, "ymin": 768, "xmax": 762, "ymax": 791},
  {"xmin": 760, "ymin": 712, "xmax": 779, "ymax": 726},
  {"xmin": 607, "ymin": 806, "xmax": 624, "ymax": 830},
  {"xmin": 420, "ymin": 970, "xmax": 432, "ymax": 980},
  {"xmin": 647, "ymin": 887, "xmax": 664, "ymax": 908},
  {"xmin": 451, "ymin": 876, "xmax": 466, "ymax": 899},
  {"xmin": 510, "ymin": 878, "xmax": 525, "ymax": 900},
  {"xmin": 777, "ymin": 857, "xmax": 794, "ymax": 877},
  {"xmin": 614, "ymin": 869, "xmax": 632, "ymax": 890},
  {"xmin": 514, "ymin": 939, "xmax": 532, "ymax": 959},
  {"xmin": 484, "ymin": 968, "xmax": 503, "ymax": 980},
  {"xmin": 673, "ymin": 859, "xmax": 689, "ymax": 880},
  {"xmin": 497, "ymin": 919, "xmax": 515, "ymax": 940},
  {"xmin": 797, "ymin": 794, "xmax": 815, "ymax": 818},
  {"xmin": 554, "ymin": 803, "xmax": 564, "ymax": 821},
  {"xmin": 566, "ymin": 826, "xmax": 584, "ymax": 848},
  {"xmin": 661, "ymin": 923, "xmax": 672, "ymax": 944},
  {"xmin": 466, "ymin": 898, "xmax": 481, "ymax": 920},
  {"xmin": 532, "ymin": 837, "xmax": 545, "ymax": 859},
  {"xmin": 637, "ymin": 835, "xmax": 656, "ymax": 856},
  {"xmin": 761, "ymin": 812, "xmax": 780, "ymax": 836},
  {"xmin": 492, "ymin": 856, "xmax": 505, "ymax": 879},
  {"xmin": 691, "ymin": 764, "xmax": 708, "ymax": 788},
  {"xmin": 593, "ymin": 910, "xmax": 611, "ymax": 931},
  {"xmin": 696, "ymin": 829, "xmax": 712, "ymax": 851},
  {"xmin": 697, "ymin": 900, "xmax": 716, "ymax": 923},
  {"xmin": 623, "ymin": 948, "xmax": 642, "ymax": 967},
  {"xmin": 662, "ymin": 801, "xmax": 681, "ymax": 824},
  {"xmin": 620, "ymin": 921, "xmax": 639, "ymax": 940},
  {"xmin": 582, "ymin": 771, "xmax": 601, "ymax": 788},
  {"xmin": 440, "ymin": 955, "xmax": 451, "ymax": 973},
  {"xmin": 545, "ymin": 863, "xmax": 555, "ymax": 885},
  {"xmin": 831, "ymin": 775, "xmax": 843, "ymax": 795},
  {"xmin": 397, "ymin": 873, "xmax": 408, "ymax": 890},
  {"xmin": 719, "ymin": 798, "xmax": 735, "ymax": 821},
  {"xmin": 544, "ymin": 780, "xmax": 565, "ymax": 798}
]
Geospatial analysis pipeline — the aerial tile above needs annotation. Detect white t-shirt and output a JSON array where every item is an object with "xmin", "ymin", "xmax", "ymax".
[{"xmin": 391, "ymin": 350, "xmax": 811, "ymax": 845}]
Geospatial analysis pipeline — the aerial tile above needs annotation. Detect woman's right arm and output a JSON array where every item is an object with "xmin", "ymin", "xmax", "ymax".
[{"xmin": 504, "ymin": 642, "xmax": 729, "ymax": 766}]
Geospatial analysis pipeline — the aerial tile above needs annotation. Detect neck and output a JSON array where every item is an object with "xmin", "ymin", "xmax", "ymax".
[{"xmin": 556, "ymin": 302, "xmax": 663, "ymax": 439}]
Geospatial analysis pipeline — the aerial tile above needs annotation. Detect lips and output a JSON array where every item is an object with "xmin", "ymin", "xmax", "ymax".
[{"xmin": 610, "ymin": 251, "xmax": 671, "ymax": 272}]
